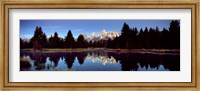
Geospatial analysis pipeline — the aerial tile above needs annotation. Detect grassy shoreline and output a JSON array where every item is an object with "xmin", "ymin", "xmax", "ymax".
[{"xmin": 20, "ymin": 48, "xmax": 180, "ymax": 54}]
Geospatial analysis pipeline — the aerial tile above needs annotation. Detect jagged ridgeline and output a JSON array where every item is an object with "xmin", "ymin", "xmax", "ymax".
[{"xmin": 20, "ymin": 20, "xmax": 180, "ymax": 50}]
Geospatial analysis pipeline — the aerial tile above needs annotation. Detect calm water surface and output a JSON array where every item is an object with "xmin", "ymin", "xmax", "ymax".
[{"xmin": 20, "ymin": 50, "xmax": 180, "ymax": 71}]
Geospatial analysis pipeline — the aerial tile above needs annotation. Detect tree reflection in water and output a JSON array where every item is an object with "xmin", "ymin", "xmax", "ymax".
[
  {"xmin": 63, "ymin": 53, "xmax": 76, "ymax": 69},
  {"xmin": 77, "ymin": 52, "xmax": 87, "ymax": 65},
  {"xmin": 20, "ymin": 50, "xmax": 180, "ymax": 71}
]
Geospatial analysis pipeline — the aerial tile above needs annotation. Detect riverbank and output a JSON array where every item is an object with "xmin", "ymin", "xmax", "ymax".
[
  {"xmin": 20, "ymin": 48, "xmax": 180, "ymax": 54},
  {"xmin": 21, "ymin": 48, "xmax": 90, "ymax": 52}
]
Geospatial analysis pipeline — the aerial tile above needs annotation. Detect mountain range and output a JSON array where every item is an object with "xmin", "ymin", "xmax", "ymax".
[{"xmin": 82, "ymin": 29, "xmax": 120, "ymax": 42}]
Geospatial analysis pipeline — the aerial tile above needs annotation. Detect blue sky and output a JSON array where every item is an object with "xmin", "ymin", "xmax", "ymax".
[{"xmin": 20, "ymin": 20, "xmax": 177, "ymax": 39}]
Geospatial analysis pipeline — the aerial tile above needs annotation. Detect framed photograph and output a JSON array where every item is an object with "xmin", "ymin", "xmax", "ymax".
[{"xmin": 1, "ymin": 0, "xmax": 199, "ymax": 91}]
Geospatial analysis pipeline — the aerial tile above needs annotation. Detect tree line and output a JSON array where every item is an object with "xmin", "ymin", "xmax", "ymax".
[{"xmin": 20, "ymin": 20, "xmax": 180, "ymax": 50}]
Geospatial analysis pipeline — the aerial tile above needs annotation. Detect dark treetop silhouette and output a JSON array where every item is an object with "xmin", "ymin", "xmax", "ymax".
[{"xmin": 20, "ymin": 20, "xmax": 180, "ymax": 50}]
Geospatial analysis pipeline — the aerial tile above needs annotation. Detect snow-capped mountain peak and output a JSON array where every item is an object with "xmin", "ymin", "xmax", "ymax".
[{"xmin": 83, "ymin": 29, "xmax": 120, "ymax": 41}]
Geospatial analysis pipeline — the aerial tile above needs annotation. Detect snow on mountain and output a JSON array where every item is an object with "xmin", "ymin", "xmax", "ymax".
[{"xmin": 82, "ymin": 29, "xmax": 120, "ymax": 42}]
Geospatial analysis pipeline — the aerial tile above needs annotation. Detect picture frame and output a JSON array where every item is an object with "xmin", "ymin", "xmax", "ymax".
[{"xmin": 0, "ymin": 0, "xmax": 199, "ymax": 91}]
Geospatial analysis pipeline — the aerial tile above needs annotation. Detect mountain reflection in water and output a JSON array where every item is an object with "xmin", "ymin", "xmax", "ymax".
[{"xmin": 20, "ymin": 50, "xmax": 180, "ymax": 71}]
